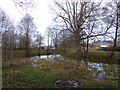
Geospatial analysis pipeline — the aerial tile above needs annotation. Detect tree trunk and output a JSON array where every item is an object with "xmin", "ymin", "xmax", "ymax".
[
  {"xmin": 109, "ymin": 6, "xmax": 119, "ymax": 59},
  {"xmin": 38, "ymin": 42, "xmax": 41, "ymax": 56},
  {"xmin": 74, "ymin": 31, "xmax": 82, "ymax": 55},
  {"xmin": 46, "ymin": 35, "xmax": 50, "ymax": 55},
  {"xmin": 85, "ymin": 37, "xmax": 89, "ymax": 60},
  {"xmin": 25, "ymin": 29, "xmax": 31, "ymax": 58}
]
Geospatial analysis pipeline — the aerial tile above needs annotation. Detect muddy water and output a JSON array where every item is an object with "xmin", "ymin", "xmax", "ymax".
[{"xmin": 31, "ymin": 55, "xmax": 119, "ymax": 79}]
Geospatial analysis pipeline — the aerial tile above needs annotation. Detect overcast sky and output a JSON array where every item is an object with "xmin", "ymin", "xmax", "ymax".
[{"xmin": 0, "ymin": 0, "xmax": 54, "ymax": 36}]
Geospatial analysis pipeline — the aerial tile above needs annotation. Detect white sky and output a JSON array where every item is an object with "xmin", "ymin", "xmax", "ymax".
[{"xmin": 0, "ymin": 0, "xmax": 54, "ymax": 35}]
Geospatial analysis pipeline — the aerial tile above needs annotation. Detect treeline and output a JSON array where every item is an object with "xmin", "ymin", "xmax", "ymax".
[{"xmin": 0, "ymin": 8, "xmax": 44, "ymax": 57}]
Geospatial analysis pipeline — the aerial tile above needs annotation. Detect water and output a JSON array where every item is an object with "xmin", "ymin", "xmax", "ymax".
[
  {"xmin": 31, "ymin": 55, "xmax": 119, "ymax": 79},
  {"xmin": 87, "ymin": 61, "xmax": 119, "ymax": 78},
  {"xmin": 31, "ymin": 55, "xmax": 67, "ymax": 62}
]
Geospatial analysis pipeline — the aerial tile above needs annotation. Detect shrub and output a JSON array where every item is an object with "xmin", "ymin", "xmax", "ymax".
[{"xmin": 104, "ymin": 46, "xmax": 120, "ymax": 51}]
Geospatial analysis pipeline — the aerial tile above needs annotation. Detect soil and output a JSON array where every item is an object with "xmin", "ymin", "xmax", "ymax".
[{"xmin": 54, "ymin": 79, "xmax": 85, "ymax": 88}]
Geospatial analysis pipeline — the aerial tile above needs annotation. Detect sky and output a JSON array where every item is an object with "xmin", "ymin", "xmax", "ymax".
[{"xmin": 0, "ymin": 0, "xmax": 54, "ymax": 35}]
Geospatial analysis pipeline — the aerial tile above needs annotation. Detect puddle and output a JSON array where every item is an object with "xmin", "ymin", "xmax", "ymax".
[
  {"xmin": 31, "ymin": 55, "xmax": 67, "ymax": 62},
  {"xmin": 30, "ymin": 55, "xmax": 119, "ymax": 79}
]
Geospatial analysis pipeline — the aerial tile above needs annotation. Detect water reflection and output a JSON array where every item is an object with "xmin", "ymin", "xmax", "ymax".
[{"xmin": 31, "ymin": 55, "xmax": 119, "ymax": 79}]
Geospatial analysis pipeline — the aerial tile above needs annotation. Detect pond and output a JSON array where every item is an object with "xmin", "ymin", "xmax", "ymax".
[{"xmin": 30, "ymin": 55, "xmax": 119, "ymax": 79}]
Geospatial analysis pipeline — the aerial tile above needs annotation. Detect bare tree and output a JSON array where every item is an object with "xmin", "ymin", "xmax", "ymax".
[
  {"xmin": 46, "ymin": 27, "xmax": 52, "ymax": 55},
  {"xmin": 0, "ymin": 7, "xmax": 17, "ymax": 50},
  {"xmin": 12, "ymin": 0, "xmax": 36, "ymax": 12},
  {"xmin": 53, "ymin": 0, "xmax": 104, "ymax": 52},
  {"xmin": 50, "ymin": 0, "xmax": 117, "ymax": 68},
  {"xmin": 101, "ymin": 1, "xmax": 120, "ymax": 58},
  {"xmin": 0, "ymin": 7, "xmax": 20, "ymax": 66},
  {"xmin": 19, "ymin": 13, "xmax": 36, "ymax": 57},
  {"xmin": 109, "ymin": 1, "xmax": 120, "ymax": 58},
  {"xmin": 46, "ymin": 26, "xmax": 63, "ymax": 54},
  {"xmin": 18, "ymin": 33, "xmax": 26, "ymax": 50},
  {"xmin": 35, "ymin": 32, "xmax": 44, "ymax": 56},
  {"xmin": 0, "ymin": 7, "xmax": 10, "ymax": 32}
]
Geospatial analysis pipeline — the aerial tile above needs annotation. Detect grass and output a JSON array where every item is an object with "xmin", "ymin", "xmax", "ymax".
[
  {"xmin": 3, "ymin": 66, "xmax": 62, "ymax": 88},
  {"xmin": 2, "ymin": 64, "xmax": 119, "ymax": 88}
]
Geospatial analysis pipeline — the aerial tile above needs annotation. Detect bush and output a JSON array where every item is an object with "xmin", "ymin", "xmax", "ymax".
[{"xmin": 104, "ymin": 46, "xmax": 120, "ymax": 52}]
